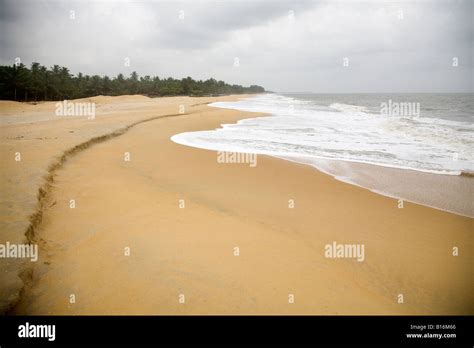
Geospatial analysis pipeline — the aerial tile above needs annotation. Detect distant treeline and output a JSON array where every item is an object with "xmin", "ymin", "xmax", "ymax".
[{"xmin": 0, "ymin": 62, "xmax": 265, "ymax": 101}]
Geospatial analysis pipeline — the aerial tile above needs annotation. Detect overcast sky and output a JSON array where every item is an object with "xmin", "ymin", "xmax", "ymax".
[{"xmin": 1, "ymin": 0, "xmax": 472, "ymax": 93}]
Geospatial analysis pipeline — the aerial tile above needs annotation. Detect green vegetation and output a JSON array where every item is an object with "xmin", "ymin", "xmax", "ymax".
[{"xmin": 0, "ymin": 62, "xmax": 265, "ymax": 101}]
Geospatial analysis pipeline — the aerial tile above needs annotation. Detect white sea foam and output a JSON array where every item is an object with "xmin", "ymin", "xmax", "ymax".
[
  {"xmin": 172, "ymin": 94, "xmax": 473, "ymax": 175},
  {"xmin": 171, "ymin": 93, "xmax": 474, "ymax": 216}
]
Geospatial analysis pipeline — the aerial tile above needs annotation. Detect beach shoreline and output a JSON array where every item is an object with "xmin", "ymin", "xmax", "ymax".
[
  {"xmin": 276, "ymin": 155, "xmax": 474, "ymax": 218},
  {"xmin": 2, "ymin": 95, "xmax": 471, "ymax": 315},
  {"xmin": 173, "ymin": 94, "xmax": 474, "ymax": 218}
]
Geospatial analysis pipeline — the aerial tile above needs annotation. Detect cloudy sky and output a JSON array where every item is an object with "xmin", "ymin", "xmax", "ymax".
[{"xmin": 1, "ymin": 0, "xmax": 472, "ymax": 93}]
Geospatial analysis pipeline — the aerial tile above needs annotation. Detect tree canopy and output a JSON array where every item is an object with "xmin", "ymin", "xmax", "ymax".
[{"xmin": 0, "ymin": 62, "xmax": 265, "ymax": 101}]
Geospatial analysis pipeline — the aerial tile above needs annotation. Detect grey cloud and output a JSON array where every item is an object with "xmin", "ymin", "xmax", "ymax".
[{"xmin": 0, "ymin": 0, "xmax": 472, "ymax": 92}]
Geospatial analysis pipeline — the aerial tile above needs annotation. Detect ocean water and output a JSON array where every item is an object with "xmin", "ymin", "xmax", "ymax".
[
  {"xmin": 172, "ymin": 93, "xmax": 473, "ymax": 175},
  {"xmin": 171, "ymin": 93, "xmax": 474, "ymax": 216}
]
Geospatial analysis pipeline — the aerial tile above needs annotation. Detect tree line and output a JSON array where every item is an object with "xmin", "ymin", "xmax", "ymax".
[{"xmin": 0, "ymin": 62, "xmax": 265, "ymax": 101}]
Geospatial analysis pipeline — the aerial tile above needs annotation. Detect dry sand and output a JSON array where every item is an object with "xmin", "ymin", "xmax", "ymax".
[
  {"xmin": 1, "ymin": 95, "xmax": 472, "ymax": 315},
  {"xmin": 0, "ymin": 95, "xmax": 245, "ymax": 312}
]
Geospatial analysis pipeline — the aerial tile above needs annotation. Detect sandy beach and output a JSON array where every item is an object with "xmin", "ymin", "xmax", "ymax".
[
  {"xmin": 0, "ymin": 95, "xmax": 245, "ymax": 312},
  {"xmin": 1, "ymin": 95, "xmax": 472, "ymax": 315}
]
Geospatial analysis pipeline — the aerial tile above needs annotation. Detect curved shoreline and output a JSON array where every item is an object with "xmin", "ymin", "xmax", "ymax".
[
  {"xmin": 277, "ymin": 155, "xmax": 474, "ymax": 219},
  {"xmin": 172, "ymin": 128, "xmax": 474, "ymax": 218},
  {"xmin": 171, "ymin": 103, "xmax": 473, "ymax": 218},
  {"xmin": 11, "ymin": 100, "xmax": 473, "ymax": 315}
]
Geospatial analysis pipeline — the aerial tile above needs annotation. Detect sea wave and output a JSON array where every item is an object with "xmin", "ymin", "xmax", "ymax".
[{"xmin": 172, "ymin": 94, "xmax": 473, "ymax": 176}]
